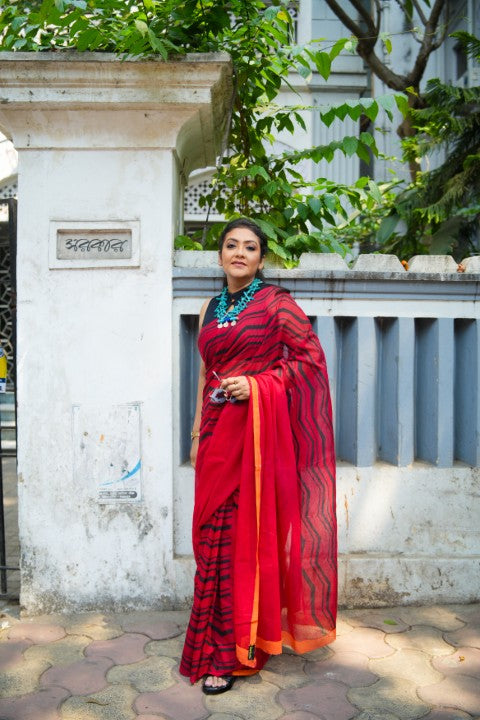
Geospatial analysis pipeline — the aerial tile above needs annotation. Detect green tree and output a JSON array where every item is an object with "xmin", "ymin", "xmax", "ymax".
[
  {"xmin": 336, "ymin": 32, "xmax": 480, "ymax": 260},
  {"xmin": 325, "ymin": 0, "xmax": 450, "ymax": 179},
  {"xmin": 0, "ymin": 0, "xmax": 406, "ymax": 265}
]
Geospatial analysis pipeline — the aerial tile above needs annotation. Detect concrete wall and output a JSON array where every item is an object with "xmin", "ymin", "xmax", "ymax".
[
  {"xmin": 0, "ymin": 52, "xmax": 232, "ymax": 613},
  {"xmin": 172, "ymin": 251, "xmax": 480, "ymax": 608}
]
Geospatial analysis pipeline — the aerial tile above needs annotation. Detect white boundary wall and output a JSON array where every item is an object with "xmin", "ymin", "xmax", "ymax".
[
  {"xmin": 172, "ymin": 252, "xmax": 480, "ymax": 608},
  {"xmin": 0, "ymin": 53, "xmax": 232, "ymax": 613}
]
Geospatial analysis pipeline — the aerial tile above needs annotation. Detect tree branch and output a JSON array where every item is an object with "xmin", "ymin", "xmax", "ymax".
[
  {"xmin": 425, "ymin": 0, "xmax": 447, "ymax": 32},
  {"xmin": 325, "ymin": 0, "xmax": 410, "ymax": 92},
  {"xmin": 411, "ymin": 0, "xmax": 428, "ymax": 27},
  {"xmin": 373, "ymin": 0, "xmax": 382, "ymax": 34},
  {"xmin": 358, "ymin": 46, "xmax": 411, "ymax": 91},
  {"xmin": 324, "ymin": 0, "xmax": 366, "ymax": 40},
  {"xmin": 407, "ymin": 0, "xmax": 447, "ymax": 86},
  {"xmin": 327, "ymin": 0, "xmax": 447, "ymax": 102},
  {"xmin": 348, "ymin": 0, "xmax": 378, "ymax": 36},
  {"xmin": 393, "ymin": 0, "xmax": 421, "ymax": 41},
  {"xmin": 431, "ymin": 21, "xmax": 450, "ymax": 51}
]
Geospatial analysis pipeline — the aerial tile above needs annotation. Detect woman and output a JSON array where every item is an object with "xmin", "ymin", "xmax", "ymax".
[{"xmin": 179, "ymin": 218, "xmax": 337, "ymax": 694}]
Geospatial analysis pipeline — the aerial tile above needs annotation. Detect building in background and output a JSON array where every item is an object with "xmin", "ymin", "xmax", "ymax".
[
  {"xmin": 2, "ymin": 0, "xmax": 478, "ymax": 394},
  {"xmin": 2, "ymin": 2, "xmax": 479, "ymax": 234},
  {"xmin": 1, "ymin": 0, "xmax": 479, "ymax": 390},
  {"xmin": 184, "ymin": 0, "xmax": 479, "ymax": 233}
]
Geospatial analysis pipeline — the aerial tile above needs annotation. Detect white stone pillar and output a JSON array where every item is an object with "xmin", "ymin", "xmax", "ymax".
[{"xmin": 0, "ymin": 52, "xmax": 231, "ymax": 612}]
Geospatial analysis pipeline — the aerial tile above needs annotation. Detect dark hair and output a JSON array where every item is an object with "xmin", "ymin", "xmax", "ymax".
[{"xmin": 218, "ymin": 218, "xmax": 268, "ymax": 258}]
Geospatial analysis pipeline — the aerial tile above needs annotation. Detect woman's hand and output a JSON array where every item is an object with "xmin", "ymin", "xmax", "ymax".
[
  {"xmin": 190, "ymin": 437, "xmax": 199, "ymax": 468},
  {"xmin": 221, "ymin": 375, "xmax": 250, "ymax": 402}
]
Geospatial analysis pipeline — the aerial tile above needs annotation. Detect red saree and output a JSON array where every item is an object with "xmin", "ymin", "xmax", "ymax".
[{"xmin": 180, "ymin": 284, "xmax": 337, "ymax": 682}]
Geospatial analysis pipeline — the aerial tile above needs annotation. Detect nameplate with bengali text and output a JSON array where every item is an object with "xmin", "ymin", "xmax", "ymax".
[
  {"xmin": 49, "ymin": 221, "xmax": 140, "ymax": 269},
  {"xmin": 57, "ymin": 229, "xmax": 132, "ymax": 260}
]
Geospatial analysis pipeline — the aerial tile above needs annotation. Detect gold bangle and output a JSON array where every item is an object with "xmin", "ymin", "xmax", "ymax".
[{"xmin": 191, "ymin": 431, "xmax": 200, "ymax": 440}]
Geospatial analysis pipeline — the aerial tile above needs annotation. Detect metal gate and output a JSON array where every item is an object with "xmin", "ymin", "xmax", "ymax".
[{"xmin": 0, "ymin": 197, "xmax": 19, "ymax": 597}]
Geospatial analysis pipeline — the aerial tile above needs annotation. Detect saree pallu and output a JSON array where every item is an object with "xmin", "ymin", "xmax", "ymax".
[{"xmin": 180, "ymin": 285, "xmax": 337, "ymax": 682}]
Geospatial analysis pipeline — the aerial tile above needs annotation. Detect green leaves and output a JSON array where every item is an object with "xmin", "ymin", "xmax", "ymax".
[
  {"xmin": 310, "ymin": 51, "xmax": 331, "ymax": 81},
  {"xmin": 1, "ymin": 0, "xmax": 458, "ymax": 265},
  {"xmin": 377, "ymin": 214, "xmax": 400, "ymax": 244},
  {"xmin": 319, "ymin": 93, "xmax": 407, "ymax": 129},
  {"xmin": 380, "ymin": 32, "xmax": 392, "ymax": 54}
]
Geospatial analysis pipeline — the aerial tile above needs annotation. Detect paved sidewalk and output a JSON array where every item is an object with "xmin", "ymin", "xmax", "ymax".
[{"xmin": 0, "ymin": 601, "xmax": 479, "ymax": 720}]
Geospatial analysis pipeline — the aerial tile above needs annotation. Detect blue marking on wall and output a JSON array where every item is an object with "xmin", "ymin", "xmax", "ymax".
[{"xmin": 100, "ymin": 459, "xmax": 141, "ymax": 487}]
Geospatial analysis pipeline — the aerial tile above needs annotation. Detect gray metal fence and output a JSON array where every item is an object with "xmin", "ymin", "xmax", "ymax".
[{"xmin": 173, "ymin": 258, "xmax": 480, "ymax": 470}]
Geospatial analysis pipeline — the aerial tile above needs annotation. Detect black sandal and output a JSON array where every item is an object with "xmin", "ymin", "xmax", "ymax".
[{"xmin": 202, "ymin": 675, "xmax": 235, "ymax": 695}]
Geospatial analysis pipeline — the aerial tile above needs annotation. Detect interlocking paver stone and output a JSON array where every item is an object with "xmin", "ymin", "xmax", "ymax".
[
  {"xmin": 302, "ymin": 645, "xmax": 334, "ymax": 662},
  {"xmin": 61, "ymin": 684, "xmax": 138, "ymax": 720},
  {"xmin": 420, "ymin": 709, "xmax": 474, "ymax": 719},
  {"xmin": 145, "ymin": 634, "xmax": 185, "ymax": 659},
  {"xmin": 205, "ymin": 678, "xmax": 284, "ymax": 720},
  {"xmin": 0, "ymin": 639, "xmax": 32, "ymax": 670},
  {"xmin": 348, "ymin": 676, "xmax": 430, "ymax": 719},
  {"xmin": 419, "ymin": 676, "xmax": 480, "ymax": 715},
  {"xmin": 139, "ymin": 609, "xmax": 189, "ymax": 626},
  {"xmin": 342, "ymin": 610, "xmax": 410, "ymax": 634},
  {"xmin": 336, "ymin": 618, "xmax": 355, "ymax": 637},
  {"xmin": 386, "ymin": 625, "xmax": 456, "ymax": 655},
  {"xmin": 433, "ymin": 647, "xmax": 480, "ymax": 678},
  {"xmin": 444, "ymin": 626, "xmax": 480, "ymax": 650},
  {"xmin": 392, "ymin": 606, "xmax": 466, "ymax": 632},
  {"xmin": 281, "ymin": 713, "xmax": 326, "ymax": 720},
  {"xmin": 0, "ymin": 604, "xmax": 478, "ymax": 720},
  {"xmin": 279, "ymin": 680, "xmax": 357, "ymax": 720},
  {"xmin": 134, "ymin": 683, "xmax": 209, "ymax": 720},
  {"xmin": 64, "ymin": 614, "xmax": 124, "ymax": 641},
  {"xmin": 167, "ymin": 663, "xmax": 199, "ymax": 687},
  {"xmin": 118, "ymin": 613, "xmax": 182, "ymax": 640},
  {"xmin": 0, "ymin": 686, "xmax": 70, "ymax": 720},
  {"xmin": 449, "ymin": 605, "xmax": 480, "ymax": 625},
  {"xmin": 40, "ymin": 657, "xmax": 114, "ymax": 695},
  {"xmin": 8, "ymin": 621, "xmax": 66, "ymax": 644},
  {"xmin": 306, "ymin": 650, "xmax": 378, "ymax": 687},
  {"xmin": 330, "ymin": 627, "xmax": 395, "ymax": 658},
  {"xmin": 0, "ymin": 654, "xmax": 50, "ymax": 697},
  {"xmin": 369, "ymin": 648, "xmax": 443, "ymax": 685},
  {"xmin": 107, "ymin": 655, "xmax": 177, "ymax": 692},
  {"xmin": 85, "ymin": 632, "xmax": 148, "ymax": 664},
  {"xmin": 25, "ymin": 634, "xmax": 91, "ymax": 666},
  {"xmin": 260, "ymin": 653, "xmax": 309, "ymax": 689},
  {"xmin": 354, "ymin": 712, "xmax": 401, "ymax": 720}
]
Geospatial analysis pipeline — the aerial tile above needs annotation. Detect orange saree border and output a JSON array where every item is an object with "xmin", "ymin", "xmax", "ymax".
[{"xmin": 243, "ymin": 376, "xmax": 262, "ymax": 667}]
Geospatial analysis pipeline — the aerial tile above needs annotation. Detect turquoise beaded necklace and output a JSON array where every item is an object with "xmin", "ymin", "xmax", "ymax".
[{"xmin": 214, "ymin": 278, "xmax": 262, "ymax": 329}]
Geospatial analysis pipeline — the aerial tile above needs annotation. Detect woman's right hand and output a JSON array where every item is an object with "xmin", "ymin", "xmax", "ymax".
[{"xmin": 190, "ymin": 437, "xmax": 199, "ymax": 468}]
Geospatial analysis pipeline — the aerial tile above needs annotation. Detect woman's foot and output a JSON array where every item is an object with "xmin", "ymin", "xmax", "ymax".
[{"xmin": 202, "ymin": 675, "xmax": 235, "ymax": 695}]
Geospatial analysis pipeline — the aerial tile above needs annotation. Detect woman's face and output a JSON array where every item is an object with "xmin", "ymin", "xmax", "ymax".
[{"xmin": 218, "ymin": 227, "xmax": 264, "ymax": 287}]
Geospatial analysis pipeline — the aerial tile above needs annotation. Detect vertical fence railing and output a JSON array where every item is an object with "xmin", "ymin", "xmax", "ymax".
[
  {"xmin": 172, "ymin": 257, "xmax": 480, "ymax": 604},
  {"xmin": 173, "ymin": 261, "xmax": 480, "ymax": 471}
]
